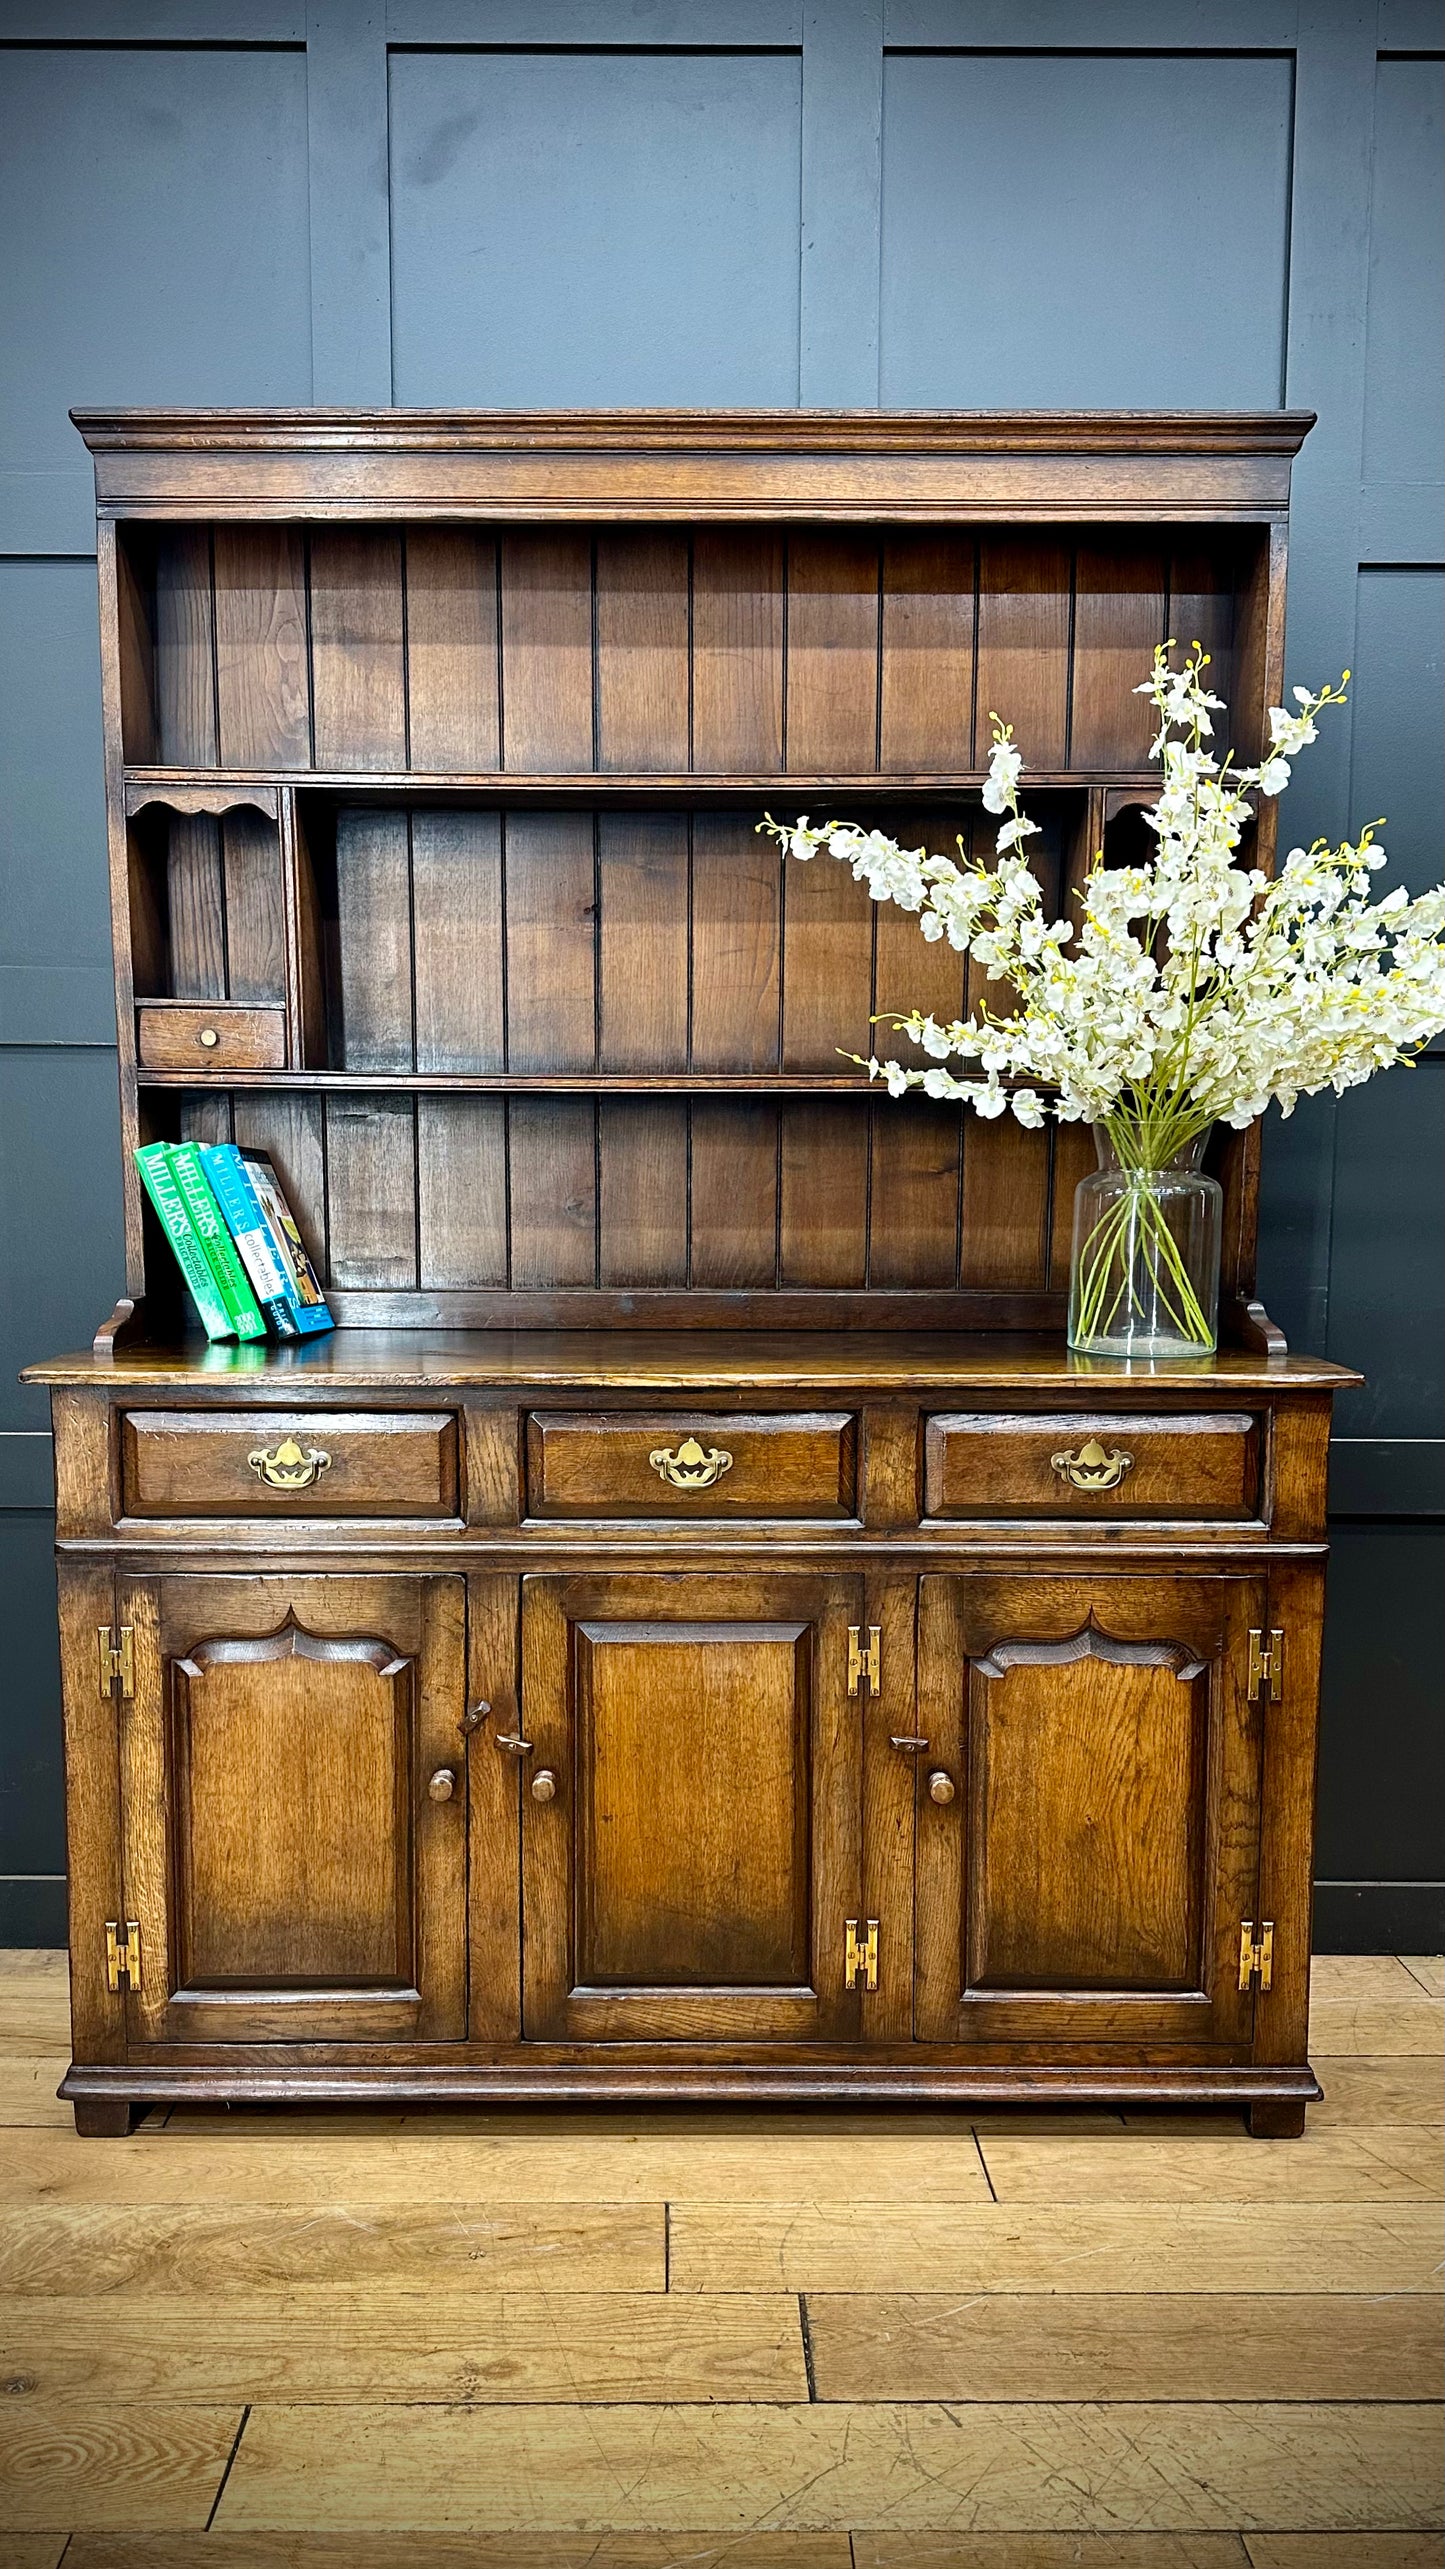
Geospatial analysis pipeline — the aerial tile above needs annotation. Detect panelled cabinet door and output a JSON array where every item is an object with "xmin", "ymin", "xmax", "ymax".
[
  {"xmin": 519, "ymin": 1573, "xmax": 864, "ymax": 2043},
  {"xmin": 916, "ymin": 1573, "xmax": 1266, "ymax": 2052},
  {"xmin": 117, "ymin": 1573, "xmax": 467, "ymax": 2044}
]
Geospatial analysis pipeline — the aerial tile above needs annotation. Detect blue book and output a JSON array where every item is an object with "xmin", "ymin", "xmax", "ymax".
[{"xmin": 199, "ymin": 1144, "xmax": 333, "ymax": 1338}]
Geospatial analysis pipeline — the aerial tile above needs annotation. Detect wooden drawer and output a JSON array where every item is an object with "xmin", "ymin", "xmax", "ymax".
[
  {"xmin": 923, "ymin": 1412, "xmax": 1262, "ymax": 1521},
  {"xmin": 137, "ymin": 1003, "xmax": 286, "ymax": 1071},
  {"xmin": 526, "ymin": 1411, "xmax": 858, "ymax": 1519},
  {"xmin": 120, "ymin": 1409, "xmax": 460, "ymax": 1517}
]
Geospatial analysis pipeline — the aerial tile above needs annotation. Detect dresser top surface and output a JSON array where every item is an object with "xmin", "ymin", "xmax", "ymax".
[{"xmin": 27, "ymin": 1330, "xmax": 1358, "ymax": 1395}]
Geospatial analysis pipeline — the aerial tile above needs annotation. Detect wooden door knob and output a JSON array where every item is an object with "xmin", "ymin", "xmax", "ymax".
[
  {"xmin": 530, "ymin": 1769, "xmax": 557, "ymax": 1803},
  {"xmin": 427, "ymin": 1767, "xmax": 458, "ymax": 1802},
  {"xmin": 927, "ymin": 1769, "xmax": 956, "ymax": 1805}
]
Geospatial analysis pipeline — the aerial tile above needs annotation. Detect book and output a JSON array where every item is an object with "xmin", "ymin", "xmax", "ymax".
[
  {"xmin": 214, "ymin": 1145, "xmax": 334, "ymax": 1337},
  {"xmin": 198, "ymin": 1144, "xmax": 300, "ymax": 1339},
  {"xmin": 133, "ymin": 1142, "xmax": 234, "ymax": 1342},
  {"xmin": 166, "ymin": 1145, "xmax": 267, "ymax": 1341}
]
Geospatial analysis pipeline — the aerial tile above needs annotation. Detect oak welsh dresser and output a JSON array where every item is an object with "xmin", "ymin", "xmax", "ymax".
[{"xmin": 27, "ymin": 408, "xmax": 1356, "ymax": 2136}]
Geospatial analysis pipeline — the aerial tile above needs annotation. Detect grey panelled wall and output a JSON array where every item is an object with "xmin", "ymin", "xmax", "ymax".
[{"xmin": 0, "ymin": 0, "xmax": 1440, "ymax": 1950}]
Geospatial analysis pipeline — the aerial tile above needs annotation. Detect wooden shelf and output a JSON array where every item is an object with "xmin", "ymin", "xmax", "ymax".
[
  {"xmin": 135, "ymin": 1068, "xmax": 907, "ymax": 1095},
  {"xmin": 124, "ymin": 766, "xmax": 1146, "ymax": 804}
]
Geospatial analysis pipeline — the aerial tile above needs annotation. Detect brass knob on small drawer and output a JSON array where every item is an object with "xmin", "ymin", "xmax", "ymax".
[
  {"xmin": 927, "ymin": 1770, "xmax": 956, "ymax": 1805},
  {"xmin": 197, "ymin": 1026, "xmax": 220, "ymax": 1050},
  {"xmin": 531, "ymin": 1769, "xmax": 558, "ymax": 1803},
  {"xmin": 427, "ymin": 1767, "xmax": 458, "ymax": 1803}
]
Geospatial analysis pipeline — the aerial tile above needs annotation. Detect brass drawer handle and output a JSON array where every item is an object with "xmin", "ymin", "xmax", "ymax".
[
  {"xmin": 247, "ymin": 1435, "xmax": 332, "ymax": 1491},
  {"xmin": 648, "ymin": 1436, "xmax": 734, "ymax": 1491},
  {"xmin": 1050, "ymin": 1438, "xmax": 1135, "ymax": 1493}
]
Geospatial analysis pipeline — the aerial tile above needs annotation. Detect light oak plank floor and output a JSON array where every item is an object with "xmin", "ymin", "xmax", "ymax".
[{"xmin": 0, "ymin": 1949, "xmax": 1439, "ymax": 2549}]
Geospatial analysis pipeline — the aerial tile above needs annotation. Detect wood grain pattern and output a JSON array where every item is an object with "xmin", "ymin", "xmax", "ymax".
[
  {"xmin": 213, "ymin": 528, "xmax": 309, "ymax": 769},
  {"xmin": 879, "ymin": 534, "xmax": 975, "ymax": 771},
  {"xmin": 1070, "ymin": 544, "xmax": 1168, "ymax": 769},
  {"xmin": 164, "ymin": 813, "xmax": 226, "ymax": 999},
  {"xmin": 335, "ymin": 807, "xmax": 414, "ymax": 1072},
  {"xmin": 153, "ymin": 528, "xmax": 218, "ymax": 766},
  {"xmin": 504, "ymin": 811, "xmax": 597, "ymax": 1072},
  {"xmin": 0, "ymin": 2289, "xmax": 809, "ymax": 2404},
  {"xmin": 417, "ymin": 1096, "xmax": 508, "ymax": 1288},
  {"xmin": 688, "ymin": 1103, "xmax": 778, "ymax": 1285},
  {"xmin": 807, "ymin": 2291, "xmax": 1443, "ymax": 2402},
  {"xmin": 598, "ymin": 1101, "xmax": 689, "ymax": 1287},
  {"xmin": 324, "ymin": 1093, "xmax": 417, "ymax": 1287},
  {"xmin": 923, "ymin": 1411, "xmax": 1260, "ymax": 1521},
  {"xmin": 0, "ymin": 2401, "xmax": 241, "ymax": 2531},
  {"xmin": 596, "ymin": 533, "xmax": 690, "ymax": 771},
  {"xmin": 692, "ymin": 530, "xmax": 784, "ymax": 773},
  {"xmin": 779, "ymin": 1105, "xmax": 869, "ymax": 1286},
  {"xmin": 62, "ymin": 2539, "xmax": 852, "ymax": 2568},
  {"xmin": 501, "ymin": 533, "xmax": 594, "ymax": 771},
  {"xmin": 785, "ymin": 534, "xmax": 880, "ymax": 773},
  {"xmin": 137, "ymin": 1003, "xmax": 285, "ymax": 1073},
  {"xmin": 526, "ymin": 1411, "xmax": 855, "ymax": 1522},
  {"xmin": 213, "ymin": 2399, "xmax": 1441, "ymax": 2533},
  {"xmin": 857, "ymin": 2545, "xmax": 1250, "ymax": 2569},
  {"xmin": 0, "ymin": 2201, "xmax": 662, "ymax": 2295},
  {"xmin": 118, "ymin": 1407, "xmax": 457, "ymax": 1518},
  {"xmin": 976, "ymin": 2132, "xmax": 1442, "ymax": 2203},
  {"xmin": 508, "ymin": 1097, "xmax": 597, "ymax": 1287},
  {"xmin": 691, "ymin": 816, "xmax": 781, "ymax": 1070},
  {"xmin": 668, "ymin": 2202, "xmax": 1443, "ymax": 2294},
  {"xmin": 405, "ymin": 528, "xmax": 500, "ymax": 772},
  {"xmin": 599, "ymin": 815, "xmax": 689, "ymax": 1070},
  {"xmin": 975, "ymin": 540, "xmax": 1070, "ymax": 769},
  {"xmin": 411, "ymin": 810, "xmax": 504, "ymax": 1072},
  {"xmin": 309, "ymin": 530, "xmax": 407, "ymax": 771}
]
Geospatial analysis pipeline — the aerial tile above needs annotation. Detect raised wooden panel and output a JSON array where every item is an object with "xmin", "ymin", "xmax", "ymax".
[
  {"xmin": 968, "ymin": 1628, "xmax": 1209, "ymax": 1990},
  {"xmin": 519, "ymin": 1573, "xmax": 862, "ymax": 2044},
  {"xmin": 119, "ymin": 1408, "xmax": 459, "ymax": 1519},
  {"xmin": 576, "ymin": 1618, "xmax": 810, "ymax": 1985},
  {"xmin": 172, "ymin": 1621, "xmax": 413, "ymax": 1985},
  {"xmin": 525, "ymin": 1411, "xmax": 857, "ymax": 1521},
  {"xmin": 117, "ymin": 1574, "xmax": 467, "ymax": 2047},
  {"xmin": 915, "ymin": 1574, "xmax": 1266, "ymax": 2051},
  {"xmin": 404, "ymin": 528, "xmax": 500, "ymax": 771},
  {"xmin": 309, "ymin": 529, "xmax": 407, "ymax": 770},
  {"xmin": 212, "ymin": 527, "xmax": 310, "ymax": 769},
  {"xmin": 924, "ymin": 1411, "xmax": 1262, "ymax": 1521}
]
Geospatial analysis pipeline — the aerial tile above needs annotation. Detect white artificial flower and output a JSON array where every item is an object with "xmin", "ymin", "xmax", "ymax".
[{"xmin": 755, "ymin": 651, "xmax": 1443, "ymax": 1159}]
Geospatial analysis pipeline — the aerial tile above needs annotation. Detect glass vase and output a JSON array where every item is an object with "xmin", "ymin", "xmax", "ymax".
[{"xmin": 1067, "ymin": 1126, "xmax": 1222, "ymax": 1358}]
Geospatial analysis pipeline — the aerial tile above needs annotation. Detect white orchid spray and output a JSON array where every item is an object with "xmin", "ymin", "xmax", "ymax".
[{"xmin": 759, "ymin": 645, "xmax": 1445, "ymax": 1346}]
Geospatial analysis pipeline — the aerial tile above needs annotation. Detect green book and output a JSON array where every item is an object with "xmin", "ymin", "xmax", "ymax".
[
  {"xmin": 166, "ymin": 1144, "xmax": 267, "ymax": 1342},
  {"xmin": 134, "ymin": 1143, "xmax": 234, "ymax": 1342}
]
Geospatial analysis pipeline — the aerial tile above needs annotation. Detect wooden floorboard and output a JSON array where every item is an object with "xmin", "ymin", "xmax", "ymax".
[
  {"xmin": 0, "ymin": 1951, "xmax": 1439, "ymax": 2549},
  {"xmin": 804, "ymin": 2290, "xmax": 1444, "ymax": 2402},
  {"xmin": 213, "ymin": 2398, "xmax": 1441, "ymax": 2532}
]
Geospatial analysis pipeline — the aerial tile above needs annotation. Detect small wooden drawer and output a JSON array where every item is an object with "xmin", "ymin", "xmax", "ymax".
[
  {"xmin": 137, "ymin": 1003, "xmax": 286, "ymax": 1072},
  {"xmin": 923, "ymin": 1411, "xmax": 1262, "ymax": 1521},
  {"xmin": 526, "ymin": 1412, "xmax": 858, "ymax": 1519},
  {"xmin": 120, "ymin": 1409, "xmax": 460, "ymax": 1517}
]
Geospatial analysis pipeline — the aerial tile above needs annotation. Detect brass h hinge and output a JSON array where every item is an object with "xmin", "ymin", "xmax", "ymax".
[
  {"xmin": 1246, "ymin": 1628, "xmax": 1284, "ymax": 1703},
  {"xmin": 1238, "ymin": 1919, "xmax": 1274, "ymax": 1993},
  {"xmin": 97, "ymin": 1625, "xmax": 134, "ymax": 1701},
  {"xmin": 847, "ymin": 1626, "xmax": 881, "ymax": 1696},
  {"xmin": 844, "ymin": 1917, "xmax": 879, "ymax": 1992},
  {"xmin": 105, "ymin": 1919, "xmax": 142, "ymax": 1994}
]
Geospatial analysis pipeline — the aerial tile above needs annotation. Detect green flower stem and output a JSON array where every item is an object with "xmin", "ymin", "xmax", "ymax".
[{"xmin": 1071, "ymin": 1160, "xmax": 1215, "ymax": 1352}]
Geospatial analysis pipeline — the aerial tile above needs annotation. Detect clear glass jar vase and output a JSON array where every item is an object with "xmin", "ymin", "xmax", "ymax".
[{"xmin": 1067, "ymin": 1126, "xmax": 1222, "ymax": 1358}]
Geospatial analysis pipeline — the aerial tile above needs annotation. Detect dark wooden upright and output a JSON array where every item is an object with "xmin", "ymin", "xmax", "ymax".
[{"xmin": 28, "ymin": 409, "xmax": 1352, "ymax": 2136}]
